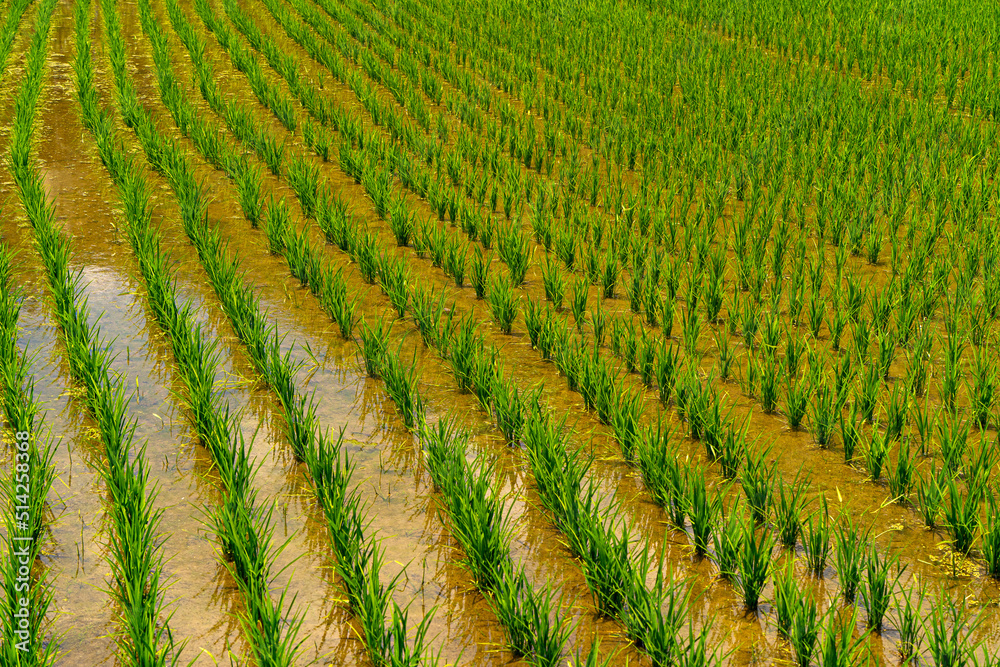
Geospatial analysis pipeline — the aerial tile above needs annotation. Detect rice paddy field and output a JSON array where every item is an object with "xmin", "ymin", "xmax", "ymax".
[{"xmin": 4, "ymin": 0, "xmax": 1000, "ymax": 664}]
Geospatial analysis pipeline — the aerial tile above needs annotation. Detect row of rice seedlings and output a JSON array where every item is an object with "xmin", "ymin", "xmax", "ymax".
[
  {"xmin": 109, "ymin": 1, "xmax": 443, "ymax": 661},
  {"xmin": 16, "ymin": 0, "xmax": 180, "ymax": 662},
  {"xmin": 420, "ymin": 417, "xmax": 573, "ymax": 666},
  {"xmin": 0, "ymin": 242, "xmax": 58, "ymax": 666},
  {"xmin": 0, "ymin": 0, "xmax": 35, "ymax": 77},
  {"xmin": 521, "ymin": 408, "xmax": 722, "ymax": 666}
]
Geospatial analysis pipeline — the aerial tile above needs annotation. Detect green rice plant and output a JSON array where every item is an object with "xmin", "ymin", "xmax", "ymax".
[
  {"xmin": 714, "ymin": 329, "xmax": 734, "ymax": 380},
  {"xmin": 760, "ymin": 311, "xmax": 782, "ymax": 354},
  {"xmin": 893, "ymin": 578, "xmax": 926, "ymax": 662},
  {"xmin": 733, "ymin": 514, "xmax": 776, "ymax": 611},
  {"xmin": 358, "ymin": 316, "xmax": 392, "ymax": 378},
  {"xmin": 717, "ymin": 415, "xmax": 749, "ymax": 480},
  {"xmin": 675, "ymin": 617, "xmax": 724, "ymax": 667},
  {"xmin": 759, "ymin": 353, "xmax": 780, "ymax": 413},
  {"xmin": 851, "ymin": 317, "xmax": 871, "ymax": 360},
  {"xmin": 611, "ymin": 389, "xmax": 644, "ymax": 461},
  {"xmin": 644, "ymin": 281, "xmax": 660, "ymax": 327},
  {"xmin": 487, "ymin": 275, "xmax": 518, "ymax": 334},
  {"xmin": 388, "ymin": 198, "xmax": 415, "ymax": 246},
  {"xmin": 636, "ymin": 418, "xmax": 685, "ymax": 523},
  {"xmin": 378, "ymin": 254, "xmax": 410, "ymax": 319},
  {"xmin": 638, "ymin": 334, "xmax": 656, "ymax": 388},
  {"xmin": 320, "ymin": 267, "xmax": 357, "ymax": 339},
  {"xmin": 555, "ymin": 228, "xmax": 576, "ymax": 270},
  {"xmin": 498, "ymin": 223, "xmax": 530, "ymax": 286},
  {"xmin": 656, "ymin": 342, "xmax": 680, "ymax": 405},
  {"xmin": 682, "ymin": 305, "xmax": 701, "ymax": 357},
  {"xmin": 524, "ymin": 299, "xmax": 544, "ymax": 349},
  {"xmin": 982, "ymin": 493, "xmax": 1000, "ymax": 578},
  {"xmin": 381, "ymin": 344, "xmax": 424, "ymax": 429},
  {"xmin": 541, "ymin": 257, "xmax": 565, "ymax": 310},
  {"xmin": 354, "ymin": 231, "xmax": 380, "ymax": 284},
  {"xmin": 886, "ymin": 438, "xmax": 916, "ymax": 503},
  {"xmin": 840, "ymin": 401, "xmax": 862, "ymax": 463},
  {"xmin": 235, "ymin": 163, "xmax": 264, "ymax": 227},
  {"xmin": 411, "ymin": 285, "xmax": 451, "ymax": 348},
  {"xmin": 943, "ymin": 476, "xmax": 981, "ymax": 554},
  {"xmin": 740, "ymin": 302, "xmax": 760, "ymax": 350},
  {"xmin": 833, "ymin": 354, "xmax": 855, "ymax": 399},
  {"xmin": 317, "ymin": 191, "xmax": 353, "ymax": 251},
  {"xmin": 601, "ymin": 253, "xmax": 618, "ymax": 299},
  {"xmin": 262, "ymin": 135, "xmax": 285, "ymax": 175},
  {"xmin": 773, "ymin": 559, "xmax": 797, "ymax": 638},
  {"xmin": 810, "ymin": 379, "xmax": 837, "ymax": 447},
  {"xmin": 425, "ymin": 222, "xmax": 447, "ymax": 268},
  {"xmin": 860, "ymin": 544, "xmax": 903, "ymax": 633},
  {"xmin": 925, "ymin": 588, "xmax": 983, "ymax": 667},
  {"xmin": 969, "ymin": 346, "xmax": 997, "ymax": 429},
  {"xmin": 916, "ymin": 463, "xmax": 948, "ymax": 529},
  {"xmin": 774, "ymin": 471, "xmax": 810, "ymax": 548},
  {"xmin": 863, "ymin": 425, "xmax": 889, "ymax": 482},
  {"xmin": 470, "ymin": 247, "xmax": 491, "ymax": 300},
  {"xmin": 687, "ymin": 469, "xmax": 723, "ymax": 556},
  {"xmin": 937, "ymin": 413, "xmax": 970, "ymax": 475},
  {"xmin": 661, "ymin": 293, "xmax": 675, "ymax": 338},
  {"xmin": 621, "ymin": 553, "xmax": 692, "ymax": 665},
  {"xmin": 833, "ymin": 511, "xmax": 868, "ymax": 603},
  {"xmin": 807, "ymin": 293, "xmax": 825, "ymax": 338},
  {"xmin": 789, "ymin": 587, "xmax": 822, "ymax": 667},
  {"xmin": 444, "ymin": 238, "xmax": 468, "ymax": 287},
  {"xmin": 816, "ymin": 608, "xmax": 866, "ymax": 667},
  {"xmin": 784, "ymin": 374, "xmax": 810, "ymax": 429},
  {"xmin": 493, "ymin": 377, "xmax": 531, "ymax": 445},
  {"xmin": 570, "ymin": 278, "xmax": 589, "ymax": 330},
  {"xmin": 711, "ymin": 498, "xmax": 744, "ymax": 580},
  {"xmin": 855, "ymin": 363, "xmax": 880, "ymax": 423},
  {"xmin": 884, "ymin": 382, "xmax": 909, "ymax": 441},
  {"xmin": 939, "ymin": 335, "xmax": 964, "ymax": 414},
  {"xmin": 827, "ymin": 304, "xmax": 848, "ymax": 352},
  {"xmin": 627, "ymin": 269, "xmax": 644, "ymax": 314},
  {"xmin": 877, "ymin": 331, "xmax": 897, "ymax": 380},
  {"xmin": 265, "ymin": 196, "xmax": 291, "ymax": 254},
  {"xmin": 802, "ymin": 498, "xmax": 832, "ymax": 576},
  {"xmin": 287, "ymin": 157, "xmax": 320, "ymax": 218},
  {"xmin": 966, "ymin": 436, "xmax": 997, "ymax": 496},
  {"xmin": 741, "ymin": 444, "xmax": 776, "ymax": 524},
  {"xmin": 592, "ymin": 298, "xmax": 607, "ymax": 348}
]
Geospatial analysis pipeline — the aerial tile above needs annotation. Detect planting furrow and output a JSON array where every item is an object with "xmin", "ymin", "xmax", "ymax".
[{"xmin": 9, "ymin": 0, "xmax": 182, "ymax": 663}]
